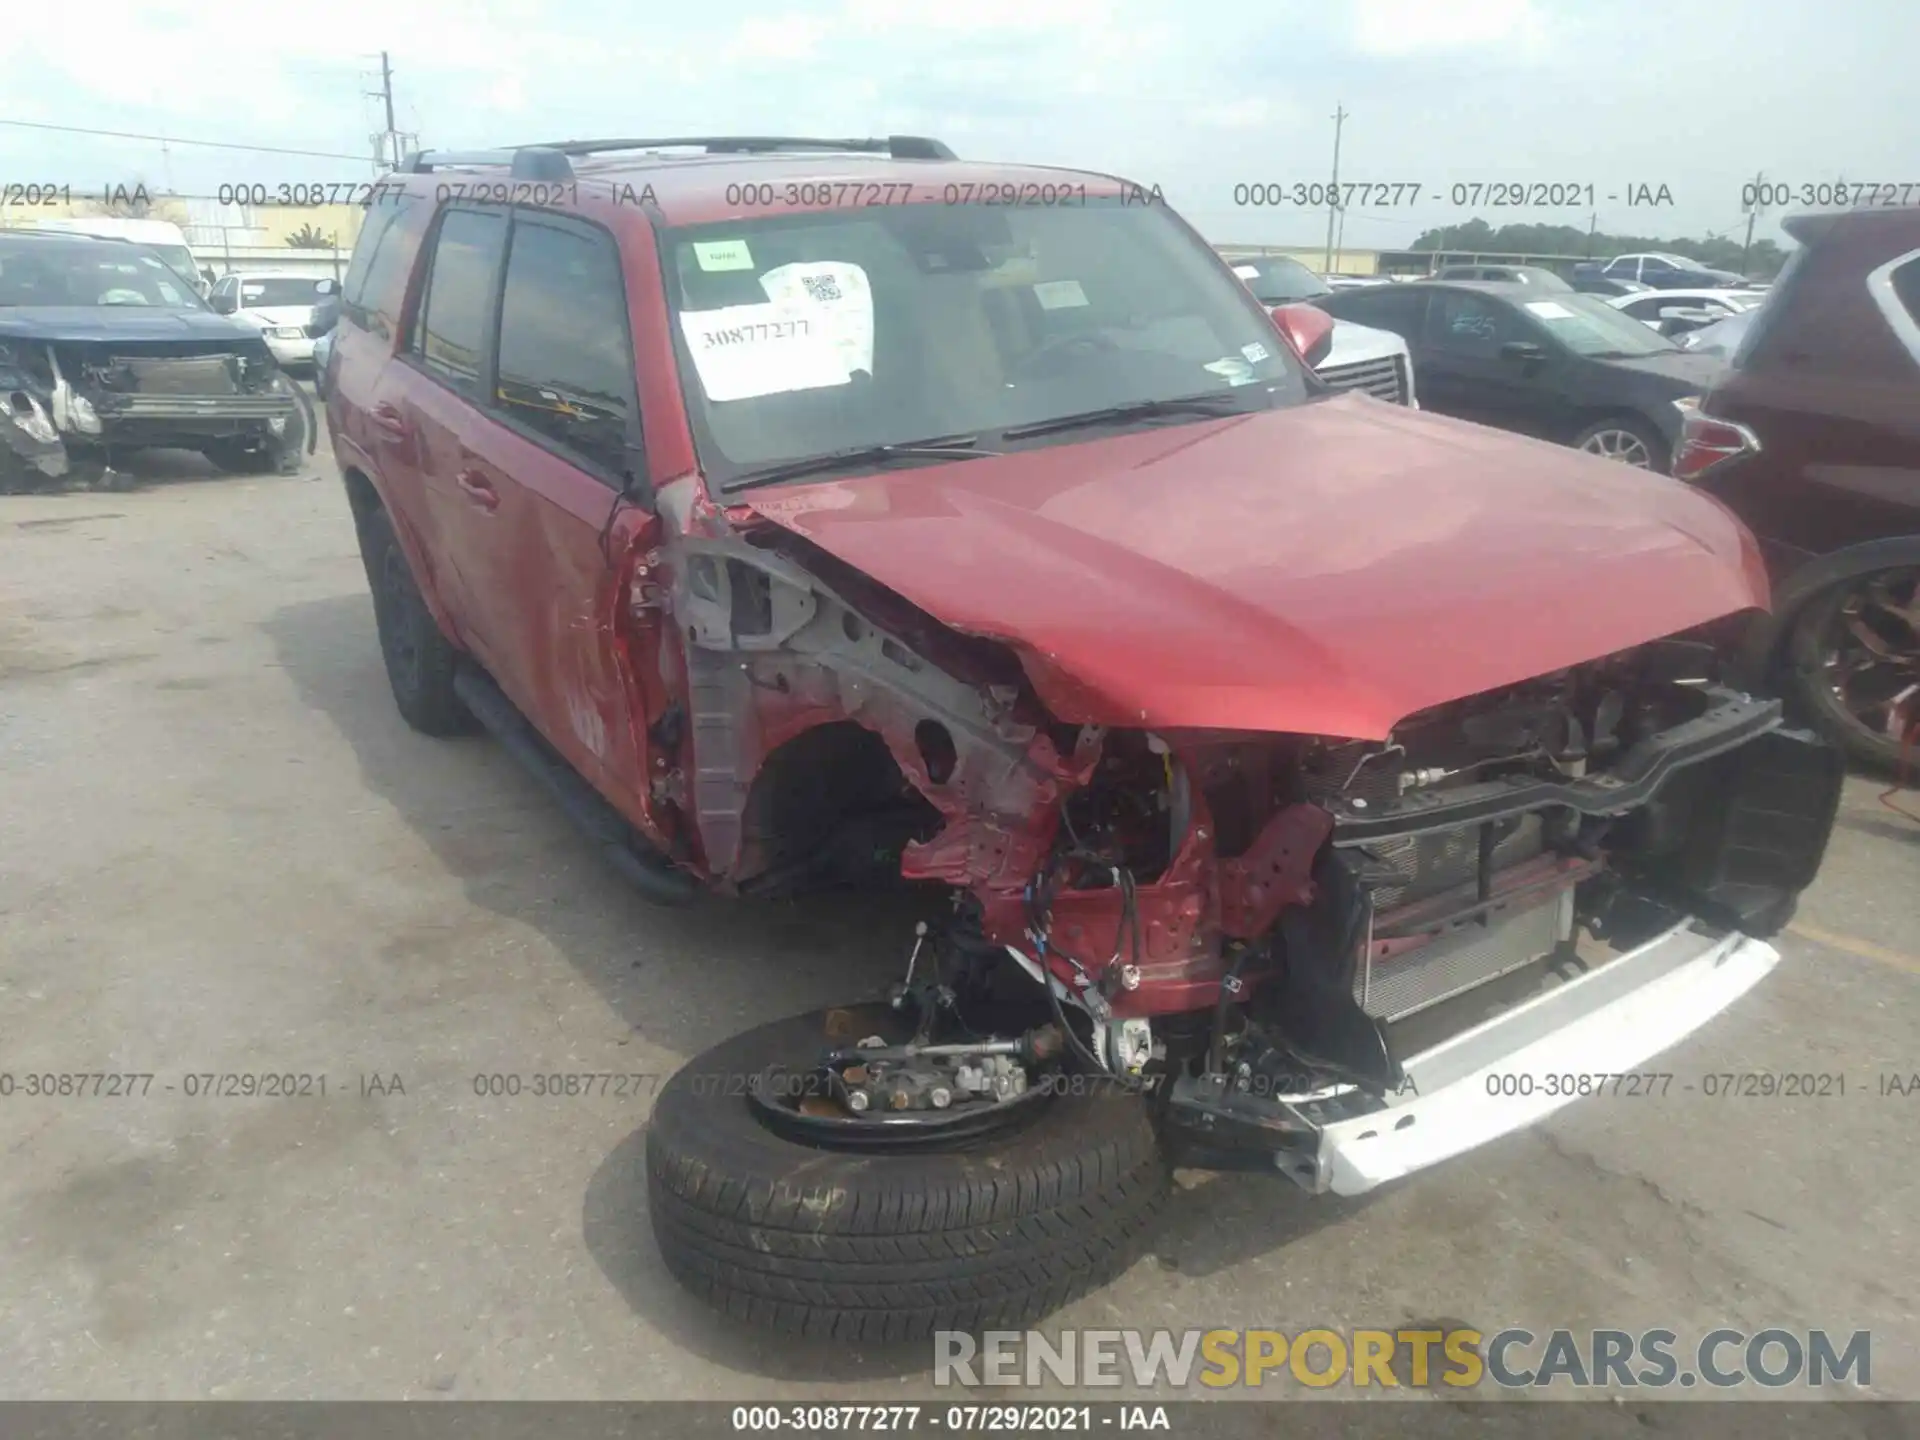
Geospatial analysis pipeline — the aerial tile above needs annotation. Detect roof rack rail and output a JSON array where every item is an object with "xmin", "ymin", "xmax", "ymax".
[
  {"xmin": 527, "ymin": 135, "xmax": 957, "ymax": 162},
  {"xmin": 395, "ymin": 147, "xmax": 575, "ymax": 181}
]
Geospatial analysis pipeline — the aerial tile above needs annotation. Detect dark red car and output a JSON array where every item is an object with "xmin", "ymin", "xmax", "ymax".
[
  {"xmin": 1674, "ymin": 206, "xmax": 1920, "ymax": 770},
  {"xmin": 318, "ymin": 137, "xmax": 1841, "ymax": 1339}
]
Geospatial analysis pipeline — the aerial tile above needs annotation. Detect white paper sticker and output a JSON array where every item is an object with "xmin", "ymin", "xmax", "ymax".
[
  {"xmin": 1203, "ymin": 357, "xmax": 1258, "ymax": 386},
  {"xmin": 679, "ymin": 302, "xmax": 851, "ymax": 402},
  {"xmin": 1524, "ymin": 300, "xmax": 1576, "ymax": 319},
  {"xmin": 1232, "ymin": 265, "xmax": 1261, "ymax": 280},
  {"xmin": 1032, "ymin": 279, "xmax": 1089, "ymax": 310},
  {"xmin": 758, "ymin": 261, "xmax": 875, "ymax": 377},
  {"xmin": 692, "ymin": 239, "xmax": 755, "ymax": 272},
  {"xmin": 1241, "ymin": 341, "xmax": 1271, "ymax": 363}
]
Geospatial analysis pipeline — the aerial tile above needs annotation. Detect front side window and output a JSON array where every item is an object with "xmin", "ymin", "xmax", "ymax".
[
  {"xmin": 411, "ymin": 208, "xmax": 508, "ymax": 389},
  {"xmin": 494, "ymin": 216, "xmax": 637, "ymax": 481},
  {"xmin": 661, "ymin": 198, "xmax": 1311, "ymax": 485},
  {"xmin": 1423, "ymin": 292, "xmax": 1523, "ymax": 355}
]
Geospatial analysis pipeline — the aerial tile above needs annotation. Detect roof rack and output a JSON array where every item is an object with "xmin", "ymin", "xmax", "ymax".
[{"xmin": 395, "ymin": 135, "xmax": 955, "ymax": 183}]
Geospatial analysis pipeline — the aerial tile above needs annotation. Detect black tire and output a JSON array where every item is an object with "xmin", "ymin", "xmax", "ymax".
[
  {"xmin": 1783, "ymin": 570, "xmax": 1920, "ymax": 772},
  {"xmin": 1571, "ymin": 415, "xmax": 1671, "ymax": 474},
  {"xmin": 646, "ymin": 1004, "xmax": 1173, "ymax": 1341},
  {"xmin": 359, "ymin": 505, "xmax": 471, "ymax": 736}
]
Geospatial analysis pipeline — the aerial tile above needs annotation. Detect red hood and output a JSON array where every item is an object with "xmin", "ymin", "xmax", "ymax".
[{"xmin": 741, "ymin": 395, "xmax": 1769, "ymax": 740}]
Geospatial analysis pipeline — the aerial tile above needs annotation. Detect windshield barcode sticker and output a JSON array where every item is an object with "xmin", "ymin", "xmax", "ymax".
[{"xmin": 679, "ymin": 301, "xmax": 851, "ymax": 402}]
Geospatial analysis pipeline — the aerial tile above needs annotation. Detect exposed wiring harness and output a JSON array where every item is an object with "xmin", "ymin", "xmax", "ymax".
[{"xmin": 1021, "ymin": 844, "xmax": 1150, "ymax": 1089}]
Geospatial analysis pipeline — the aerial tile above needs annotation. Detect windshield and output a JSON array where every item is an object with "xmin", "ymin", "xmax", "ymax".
[
  {"xmin": 1234, "ymin": 256, "xmax": 1331, "ymax": 304},
  {"xmin": 0, "ymin": 239, "xmax": 204, "ymax": 308},
  {"xmin": 1518, "ymin": 292, "xmax": 1678, "ymax": 356},
  {"xmin": 239, "ymin": 276, "xmax": 327, "ymax": 307},
  {"xmin": 662, "ymin": 198, "xmax": 1311, "ymax": 486}
]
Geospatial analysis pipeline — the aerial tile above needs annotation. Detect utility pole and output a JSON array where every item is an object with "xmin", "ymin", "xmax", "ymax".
[
  {"xmin": 1586, "ymin": 209, "xmax": 1597, "ymax": 257},
  {"xmin": 368, "ymin": 52, "xmax": 401, "ymax": 171},
  {"xmin": 1323, "ymin": 103, "xmax": 1348, "ymax": 274},
  {"xmin": 1741, "ymin": 169, "xmax": 1766, "ymax": 274}
]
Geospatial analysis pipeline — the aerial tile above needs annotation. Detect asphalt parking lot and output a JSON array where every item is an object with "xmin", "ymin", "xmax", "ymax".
[{"xmin": 2, "ymin": 450, "xmax": 1918, "ymax": 1405}]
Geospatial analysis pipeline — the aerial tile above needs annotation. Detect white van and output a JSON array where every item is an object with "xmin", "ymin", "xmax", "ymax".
[{"xmin": 14, "ymin": 217, "xmax": 203, "ymax": 293}]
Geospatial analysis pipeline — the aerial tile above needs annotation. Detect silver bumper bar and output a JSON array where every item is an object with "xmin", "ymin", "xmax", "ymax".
[
  {"xmin": 1287, "ymin": 919, "xmax": 1781, "ymax": 1195},
  {"xmin": 99, "ymin": 395, "xmax": 298, "ymax": 420}
]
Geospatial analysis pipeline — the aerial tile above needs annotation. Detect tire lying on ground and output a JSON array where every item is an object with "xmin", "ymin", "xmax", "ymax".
[{"xmin": 646, "ymin": 1004, "xmax": 1173, "ymax": 1341}]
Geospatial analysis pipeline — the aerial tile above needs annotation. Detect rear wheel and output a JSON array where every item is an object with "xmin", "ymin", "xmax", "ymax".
[
  {"xmin": 359, "ymin": 505, "xmax": 471, "ymax": 737},
  {"xmin": 1573, "ymin": 416, "xmax": 1670, "ymax": 473},
  {"xmin": 1784, "ymin": 566, "xmax": 1920, "ymax": 771},
  {"xmin": 646, "ymin": 1003, "xmax": 1172, "ymax": 1341}
]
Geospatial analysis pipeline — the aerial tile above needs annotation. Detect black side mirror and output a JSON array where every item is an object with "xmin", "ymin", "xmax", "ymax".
[
  {"xmin": 314, "ymin": 279, "xmax": 340, "ymax": 297},
  {"xmin": 1500, "ymin": 340, "xmax": 1546, "ymax": 364},
  {"xmin": 210, "ymin": 294, "xmax": 236, "ymax": 315}
]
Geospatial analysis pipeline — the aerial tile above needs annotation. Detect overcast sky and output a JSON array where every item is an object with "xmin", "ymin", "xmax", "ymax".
[{"xmin": 2, "ymin": 0, "xmax": 1913, "ymax": 252}]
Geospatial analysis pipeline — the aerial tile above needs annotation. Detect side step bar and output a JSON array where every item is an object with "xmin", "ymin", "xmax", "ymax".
[{"xmin": 452, "ymin": 662, "xmax": 698, "ymax": 906}]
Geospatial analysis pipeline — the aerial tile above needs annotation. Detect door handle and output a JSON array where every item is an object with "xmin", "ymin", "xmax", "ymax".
[
  {"xmin": 455, "ymin": 468, "xmax": 500, "ymax": 511},
  {"xmin": 370, "ymin": 403, "xmax": 410, "ymax": 441}
]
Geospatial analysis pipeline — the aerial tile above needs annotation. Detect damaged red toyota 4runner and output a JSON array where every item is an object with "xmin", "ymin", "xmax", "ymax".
[{"xmin": 319, "ymin": 136, "xmax": 1844, "ymax": 1340}]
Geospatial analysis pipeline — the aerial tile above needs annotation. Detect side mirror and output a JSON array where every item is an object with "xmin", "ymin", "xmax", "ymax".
[
  {"xmin": 315, "ymin": 279, "xmax": 340, "ymax": 297},
  {"xmin": 1269, "ymin": 302, "xmax": 1336, "ymax": 368},
  {"xmin": 1499, "ymin": 340, "xmax": 1547, "ymax": 364},
  {"xmin": 1658, "ymin": 309, "xmax": 1715, "ymax": 337},
  {"xmin": 210, "ymin": 294, "xmax": 236, "ymax": 315}
]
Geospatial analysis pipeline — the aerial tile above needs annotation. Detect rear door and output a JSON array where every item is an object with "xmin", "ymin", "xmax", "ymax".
[
  {"xmin": 428, "ymin": 207, "xmax": 657, "ymax": 807},
  {"xmin": 1417, "ymin": 291, "xmax": 1557, "ymax": 434}
]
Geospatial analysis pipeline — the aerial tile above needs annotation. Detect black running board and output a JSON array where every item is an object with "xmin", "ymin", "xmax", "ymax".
[{"xmin": 452, "ymin": 662, "xmax": 698, "ymax": 906}]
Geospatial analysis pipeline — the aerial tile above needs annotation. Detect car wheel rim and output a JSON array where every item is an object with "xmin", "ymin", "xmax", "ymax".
[
  {"xmin": 1817, "ymin": 567, "xmax": 1920, "ymax": 745},
  {"xmin": 1580, "ymin": 429, "xmax": 1652, "ymax": 467}
]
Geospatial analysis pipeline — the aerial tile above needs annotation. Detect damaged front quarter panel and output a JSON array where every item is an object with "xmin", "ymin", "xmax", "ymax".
[
  {"xmin": 0, "ymin": 344, "xmax": 70, "ymax": 488},
  {"xmin": 664, "ymin": 531, "xmax": 1092, "ymax": 893}
]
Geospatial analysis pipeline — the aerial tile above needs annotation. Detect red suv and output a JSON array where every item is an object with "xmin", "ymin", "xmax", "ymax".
[
  {"xmin": 1674, "ymin": 205, "xmax": 1920, "ymax": 770},
  {"xmin": 321, "ymin": 137, "xmax": 1840, "ymax": 1340}
]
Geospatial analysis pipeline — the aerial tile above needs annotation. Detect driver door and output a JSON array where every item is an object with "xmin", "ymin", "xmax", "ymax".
[{"xmin": 1417, "ymin": 291, "xmax": 1555, "ymax": 435}]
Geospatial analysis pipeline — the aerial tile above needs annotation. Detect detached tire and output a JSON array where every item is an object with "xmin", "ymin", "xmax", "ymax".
[
  {"xmin": 359, "ymin": 505, "xmax": 471, "ymax": 736},
  {"xmin": 646, "ymin": 1005, "xmax": 1173, "ymax": 1341}
]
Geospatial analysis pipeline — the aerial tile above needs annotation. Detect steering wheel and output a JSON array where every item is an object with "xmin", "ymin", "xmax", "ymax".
[{"xmin": 1008, "ymin": 331, "xmax": 1122, "ymax": 379}]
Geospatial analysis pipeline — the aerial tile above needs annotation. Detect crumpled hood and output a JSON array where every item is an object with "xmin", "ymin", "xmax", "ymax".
[
  {"xmin": 743, "ymin": 394, "xmax": 1769, "ymax": 740},
  {"xmin": 0, "ymin": 307, "xmax": 265, "ymax": 344}
]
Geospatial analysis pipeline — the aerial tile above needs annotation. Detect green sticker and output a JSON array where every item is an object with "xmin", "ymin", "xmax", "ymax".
[{"xmin": 693, "ymin": 239, "xmax": 754, "ymax": 272}]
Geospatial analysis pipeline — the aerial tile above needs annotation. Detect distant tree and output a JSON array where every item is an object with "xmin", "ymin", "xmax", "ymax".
[
  {"xmin": 1410, "ymin": 220, "xmax": 1789, "ymax": 278},
  {"xmin": 285, "ymin": 223, "xmax": 338, "ymax": 249}
]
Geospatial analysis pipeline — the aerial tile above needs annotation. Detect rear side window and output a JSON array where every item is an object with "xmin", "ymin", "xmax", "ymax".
[
  {"xmin": 410, "ymin": 208, "xmax": 509, "ymax": 391},
  {"xmin": 493, "ymin": 216, "xmax": 638, "ymax": 482}
]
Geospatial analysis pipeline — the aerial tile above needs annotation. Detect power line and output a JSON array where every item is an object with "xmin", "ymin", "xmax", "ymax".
[{"xmin": 0, "ymin": 118, "xmax": 372, "ymax": 162}]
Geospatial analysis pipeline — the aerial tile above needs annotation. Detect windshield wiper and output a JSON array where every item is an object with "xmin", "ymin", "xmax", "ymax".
[
  {"xmin": 723, "ymin": 435, "xmax": 997, "ymax": 494},
  {"xmin": 998, "ymin": 391, "xmax": 1258, "ymax": 442}
]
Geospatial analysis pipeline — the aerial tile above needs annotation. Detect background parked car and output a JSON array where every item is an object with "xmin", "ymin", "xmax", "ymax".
[
  {"xmin": 209, "ymin": 271, "xmax": 335, "ymax": 368},
  {"xmin": 1227, "ymin": 256, "xmax": 1418, "ymax": 405},
  {"xmin": 1607, "ymin": 287, "xmax": 1769, "ymax": 337},
  {"xmin": 1572, "ymin": 272, "xmax": 1655, "ymax": 297},
  {"xmin": 1674, "ymin": 205, "xmax": 1920, "ymax": 768},
  {"xmin": 0, "ymin": 230, "xmax": 310, "ymax": 488},
  {"xmin": 1590, "ymin": 252, "xmax": 1756, "ymax": 289},
  {"xmin": 1313, "ymin": 280, "xmax": 1720, "ymax": 472},
  {"xmin": 1432, "ymin": 263, "xmax": 1572, "ymax": 290}
]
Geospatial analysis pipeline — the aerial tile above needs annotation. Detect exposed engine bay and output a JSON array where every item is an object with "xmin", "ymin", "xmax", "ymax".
[{"xmin": 648, "ymin": 520, "xmax": 1845, "ymax": 1177}]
